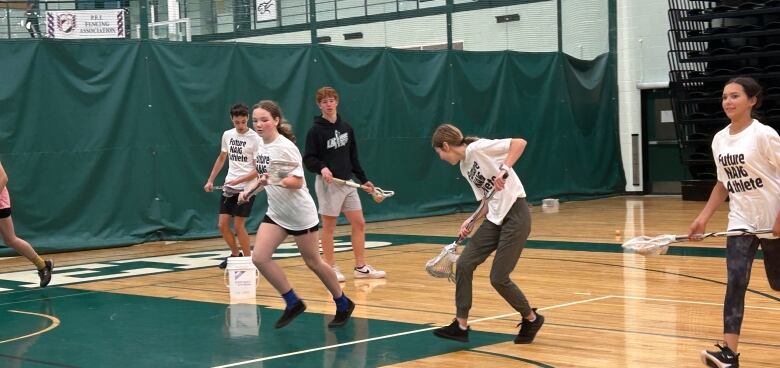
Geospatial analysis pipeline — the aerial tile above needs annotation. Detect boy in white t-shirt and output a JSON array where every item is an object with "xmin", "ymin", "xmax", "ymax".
[
  {"xmin": 204, "ymin": 103, "xmax": 261, "ymax": 269},
  {"xmin": 690, "ymin": 77, "xmax": 780, "ymax": 368},
  {"xmin": 234, "ymin": 100, "xmax": 354, "ymax": 329},
  {"xmin": 430, "ymin": 123, "xmax": 543, "ymax": 345}
]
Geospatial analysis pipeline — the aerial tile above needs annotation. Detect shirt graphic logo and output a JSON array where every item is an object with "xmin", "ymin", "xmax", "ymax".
[
  {"xmin": 229, "ymin": 138, "xmax": 250, "ymax": 163},
  {"xmin": 719, "ymin": 152, "xmax": 764, "ymax": 193},
  {"xmin": 467, "ymin": 162, "xmax": 497, "ymax": 196},
  {"xmin": 326, "ymin": 130, "xmax": 349, "ymax": 149}
]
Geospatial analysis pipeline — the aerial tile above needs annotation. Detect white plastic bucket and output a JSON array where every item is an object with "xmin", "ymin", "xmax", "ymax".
[
  {"xmin": 224, "ymin": 256, "xmax": 259, "ymax": 302},
  {"xmin": 541, "ymin": 198, "xmax": 559, "ymax": 213}
]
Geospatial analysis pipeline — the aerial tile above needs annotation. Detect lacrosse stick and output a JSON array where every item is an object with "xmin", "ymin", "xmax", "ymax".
[
  {"xmin": 331, "ymin": 178, "xmax": 395, "ymax": 203},
  {"xmin": 622, "ymin": 229, "xmax": 774, "ymax": 256},
  {"xmin": 425, "ymin": 172, "xmax": 509, "ymax": 281},
  {"xmin": 238, "ymin": 159, "xmax": 300, "ymax": 204},
  {"xmin": 213, "ymin": 185, "xmax": 243, "ymax": 198}
]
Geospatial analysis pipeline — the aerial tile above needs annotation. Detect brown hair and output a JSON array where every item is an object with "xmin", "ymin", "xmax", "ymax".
[
  {"xmin": 725, "ymin": 76, "xmax": 763, "ymax": 119},
  {"xmin": 431, "ymin": 123, "xmax": 479, "ymax": 149},
  {"xmin": 253, "ymin": 100, "xmax": 296, "ymax": 143},
  {"xmin": 316, "ymin": 86, "xmax": 339, "ymax": 104}
]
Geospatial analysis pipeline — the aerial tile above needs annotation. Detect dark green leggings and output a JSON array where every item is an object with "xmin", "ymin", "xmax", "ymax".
[
  {"xmin": 724, "ymin": 235, "xmax": 780, "ymax": 334},
  {"xmin": 455, "ymin": 198, "xmax": 532, "ymax": 319}
]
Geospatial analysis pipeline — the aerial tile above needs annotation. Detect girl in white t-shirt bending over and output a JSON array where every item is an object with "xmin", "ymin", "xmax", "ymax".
[
  {"xmin": 234, "ymin": 100, "xmax": 354, "ymax": 329},
  {"xmin": 690, "ymin": 77, "xmax": 780, "ymax": 368},
  {"xmin": 430, "ymin": 124, "xmax": 543, "ymax": 345}
]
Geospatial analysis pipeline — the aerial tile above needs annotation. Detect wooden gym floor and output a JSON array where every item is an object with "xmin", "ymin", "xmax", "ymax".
[{"xmin": 0, "ymin": 196, "xmax": 777, "ymax": 367}]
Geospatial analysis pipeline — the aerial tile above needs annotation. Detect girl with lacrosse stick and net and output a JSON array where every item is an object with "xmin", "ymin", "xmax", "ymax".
[
  {"xmin": 686, "ymin": 77, "xmax": 780, "ymax": 368},
  {"xmin": 231, "ymin": 100, "xmax": 354, "ymax": 329},
  {"xmin": 0, "ymin": 160, "xmax": 52, "ymax": 287},
  {"xmin": 429, "ymin": 124, "xmax": 542, "ymax": 344}
]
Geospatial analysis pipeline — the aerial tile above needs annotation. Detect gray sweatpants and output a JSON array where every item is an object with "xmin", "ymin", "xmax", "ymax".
[
  {"xmin": 723, "ymin": 235, "xmax": 780, "ymax": 334},
  {"xmin": 455, "ymin": 198, "xmax": 532, "ymax": 319}
]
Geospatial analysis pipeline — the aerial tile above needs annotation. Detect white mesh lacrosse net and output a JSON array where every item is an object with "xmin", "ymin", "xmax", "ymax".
[
  {"xmin": 267, "ymin": 160, "xmax": 298, "ymax": 185},
  {"xmin": 425, "ymin": 242, "xmax": 459, "ymax": 282},
  {"xmin": 621, "ymin": 235, "xmax": 677, "ymax": 256}
]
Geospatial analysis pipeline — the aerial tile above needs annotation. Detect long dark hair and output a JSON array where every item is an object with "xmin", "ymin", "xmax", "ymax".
[
  {"xmin": 725, "ymin": 76, "xmax": 763, "ymax": 120},
  {"xmin": 253, "ymin": 100, "xmax": 296, "ymax": 143}
]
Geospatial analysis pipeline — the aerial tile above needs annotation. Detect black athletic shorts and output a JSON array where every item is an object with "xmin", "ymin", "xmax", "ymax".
[
  {"xmin": 262, "ymin": 215, "xmax": 318, "ymax": 236},
  {"xmin": 219, "ymin": 193, "xmax": 255, "ymax": 218}
]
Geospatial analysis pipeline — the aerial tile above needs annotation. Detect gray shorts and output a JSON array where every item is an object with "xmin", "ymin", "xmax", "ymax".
[{"xmin": 315, "ymin": 175, "xmax": 362, "ymax": 217}]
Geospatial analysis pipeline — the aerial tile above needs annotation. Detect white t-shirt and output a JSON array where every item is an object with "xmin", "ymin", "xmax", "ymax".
[
  {"xmin": 255, "ymin": 135, "xmax": 319, "ymax": 231},
  {"xmin": 460, "ymin": 138, "xmax": 526, "ymax": 225},
  {"xmin": 712, "ymin": 120, "xmax": 780, "ymax": 231},
  {"xmin": 221, "ymin": 128, "xmax": 261, "ymax": 190}
]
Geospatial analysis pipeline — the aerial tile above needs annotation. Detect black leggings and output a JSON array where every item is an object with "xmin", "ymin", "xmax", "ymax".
[{"xmin": 723, "ymin": 235, "xmax": 780, "ymax": 334}]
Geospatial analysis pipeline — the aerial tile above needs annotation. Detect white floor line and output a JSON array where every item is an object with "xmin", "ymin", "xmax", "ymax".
[
  {"xmin": 0, "ymin": 310, "xmax": 60, "ymax": 344},
  {"xmin": 211, "ymin": 295, "xmax": 612, "ymax": 368},
  {"xmin": 617, "ymin": 295, "xmax": 780, "ymax": 311},
  {"xmin": 469, "ymin": 295, "xmax": 613, "ymax": 323}
]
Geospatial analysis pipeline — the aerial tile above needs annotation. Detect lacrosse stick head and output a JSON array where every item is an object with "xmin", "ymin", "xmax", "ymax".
[
  {"xmin": 370, "ymin": 187, "xmax": 395, "ymax": 203},
  {"xmin": 621, "ymin": 235, "xmax": 677, "ymax": 256},
  {"xmin": 425, "ymin": 242, "xmax": 459, "ymax": 282},
  {"xmin": 221, "ymin": 185, "xmax": 242, "ymax": 198},
  {"xmin": 267, "ymin": 159, "xmax": 299, "ymax": 185}
]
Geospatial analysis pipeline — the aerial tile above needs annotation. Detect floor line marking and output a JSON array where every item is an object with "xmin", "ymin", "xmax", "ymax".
[
  {"xmin": 210, "ymin": 295, "xmax": 610, "ymax": 368},
  {"xmin": 617, "ymin": 295, "xmax": 780, "ymax": 311},
  {"xmin": 0, "ymin": 310, "xmax": 61, "ymax": 344}
]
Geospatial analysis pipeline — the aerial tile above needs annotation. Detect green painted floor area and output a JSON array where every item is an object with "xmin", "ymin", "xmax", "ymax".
[{"xmin": 0, "ymin": 288, "xmax": 512, "ymax": 367}]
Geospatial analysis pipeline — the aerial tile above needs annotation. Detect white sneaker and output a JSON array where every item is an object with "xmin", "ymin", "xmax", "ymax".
[
  {"xmin": 332, "ymin": 265, "xmax": 346, "ymax": 282},
  {"xmin": 353, "ymin": 264, "xmax": 386, "ymax": 279}
]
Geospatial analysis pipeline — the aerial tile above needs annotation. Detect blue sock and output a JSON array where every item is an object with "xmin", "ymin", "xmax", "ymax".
[
  {"xmin": 334, "ymin": 293, "xmax": 350, "ymax": 312},
  {"xmin": 281, "ymin": 289, "xmax": 300, "ymax": 308}
]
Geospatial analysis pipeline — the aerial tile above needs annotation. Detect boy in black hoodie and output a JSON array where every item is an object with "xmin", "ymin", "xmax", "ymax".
[{"xmin": 303, "ymin": 87, "xmax": 386, "ymax": 281}]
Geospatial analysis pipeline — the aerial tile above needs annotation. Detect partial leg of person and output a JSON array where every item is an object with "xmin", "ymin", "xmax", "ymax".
[
  {"xmin": 234, "ymin": 216, "xmax": 251, "ymax": 257},
  {"xmin": 433, "ymin": 222, "xmax": 499, "ymax": 342},
  {"xmin": 760, "ymin": 238, "xmax": 780, "ymax": 291},
  {"xmin": 319, "ymin": 214, "xmax": 345, "ymax": 281},
  {"xmin": 295, "ymin": 229, "xmax": 354, "ymax": 327},
  {"xmin": 217, "ymin": 213, "xmax": 241, "ymax": 269},
  {"xmin": 344, "ymin": 209, "xmax": 366, "ymax": 266},
  {"xmin": 701, "ymin": 234, "xmax": 757, "ymax": 367},
  {"xmin": 488, "ymin": 200, "xmax": 540, "ymax": 343},
  {"xmin": 344, "ymin": 209, "xmax": 385, "ymax": 279},
  {"xmin": 252, "ymin": 222, "xmax": 305, "ymax": 329},
  {"xmin": 315, "ymin": 176, "xmax": 349, "ymax": 281},
  {"xmin": 0, "ymin": 216, "xmax": 52, "ymax": 287}
]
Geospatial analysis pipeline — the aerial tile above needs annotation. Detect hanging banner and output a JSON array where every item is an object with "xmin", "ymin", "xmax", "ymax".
[
  {"xmin": 256, "ymin": 0, "xmax": 277, "ymax": 22},
  {"xmin": 46, "ymin": 9, "xmax": 125, "ymax": 39}
]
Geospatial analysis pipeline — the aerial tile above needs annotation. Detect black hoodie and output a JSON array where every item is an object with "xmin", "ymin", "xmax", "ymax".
[{"xmin": 303, "ymin": 114, "xmax": 369, "ymax": 183}]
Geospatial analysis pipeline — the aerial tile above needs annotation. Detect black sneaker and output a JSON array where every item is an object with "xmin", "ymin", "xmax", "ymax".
[
  {"xmin": 433, "ymin": 319, "xmax": 469, "ymax": 342},
  {"xmin": 700, "ymin": 343, "xmax": 739, "ymax": 368},
  {"xmin": 328, "ymin": 298, "xmax": 355, "ymax": 327},
  {"xmin": 218, "ymin": 252, "xmax": 243, "ymax": 269},
  {"xmin": 515, "ymin": 308, "xmax": 544, "ymax": 344},
  {"xmin": 38, "ymin": 259, "xmax": 53, "ymax": 288},
  {"xmin": 274, "ymin": 301, "xmax": 306, "ymax": 329}
]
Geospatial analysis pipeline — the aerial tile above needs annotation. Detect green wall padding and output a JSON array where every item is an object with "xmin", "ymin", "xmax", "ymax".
[{"xmin": 0, "ymin": 40, "xmax": 623, "ymax": 253}]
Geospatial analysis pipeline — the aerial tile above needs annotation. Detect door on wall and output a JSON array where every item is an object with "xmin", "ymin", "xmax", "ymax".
[{"xmin": 642, "ymin": 88, "xmax": 691, "ymax": 194}]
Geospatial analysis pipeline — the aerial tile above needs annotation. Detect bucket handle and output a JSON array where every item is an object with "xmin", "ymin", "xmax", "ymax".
[{"xmin": 224, "ymin": 267, "xmax": 261, "ymax": 287}]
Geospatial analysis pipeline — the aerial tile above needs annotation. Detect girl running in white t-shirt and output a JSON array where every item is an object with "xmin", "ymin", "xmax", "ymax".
[
  {"xmin": 690, "ymin": 77, "xmax": 780, "ymax": 368},
  {"xmin": 234, "ymin": 100, "xmax": 354, "ymax": 329}
]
